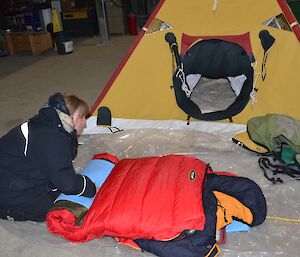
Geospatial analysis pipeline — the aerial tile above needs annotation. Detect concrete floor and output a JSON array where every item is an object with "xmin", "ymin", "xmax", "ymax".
[
  {"xmin": 0, "ymin": 35, "xmax": 134, "ymax": 137},
  {"xmin": 0, "ymin": 34, "xmax": 299, "ymax": 257}
]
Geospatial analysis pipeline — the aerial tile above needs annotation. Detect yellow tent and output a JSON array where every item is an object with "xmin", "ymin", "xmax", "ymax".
[{"xmin": 86, "ymin": 0, "xmax": 300, "ymax": 133}]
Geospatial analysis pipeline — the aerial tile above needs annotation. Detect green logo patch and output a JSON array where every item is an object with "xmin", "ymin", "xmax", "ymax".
[{"xmin": 189, "ymin": 170, "xmax": 196, "ymax": 180}]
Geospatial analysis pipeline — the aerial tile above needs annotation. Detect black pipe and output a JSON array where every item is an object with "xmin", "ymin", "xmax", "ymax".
[{"xmin": 165, "ymin": 32, "xmax": 181, "ymax": 68}]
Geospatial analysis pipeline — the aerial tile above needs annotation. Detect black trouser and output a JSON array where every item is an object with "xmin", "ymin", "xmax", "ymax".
[{"xmin": 0, "ymin": 191, "xmax": 60, "ymax": 222}]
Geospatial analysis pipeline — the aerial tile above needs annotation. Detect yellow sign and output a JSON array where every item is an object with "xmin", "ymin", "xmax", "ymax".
[{"xmin": 52, "ymin": 9, "xmax": 62, "ymax": 33}]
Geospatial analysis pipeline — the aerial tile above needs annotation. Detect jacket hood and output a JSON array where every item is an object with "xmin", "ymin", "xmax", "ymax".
[
  {"xmin": 31, "ymin": 106, "xmax": 63, "ymax": 128},
  {"xmin": 30, "ymin": 106, "xmax": 78, "ymax": 160},
  {"xmin": 48, "ymin": 92, "xmax": 70, "ymax": 115}
]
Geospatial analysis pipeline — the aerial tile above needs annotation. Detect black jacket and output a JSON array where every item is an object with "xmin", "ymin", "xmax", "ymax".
[{"xmin": 0, "ymin": 106, "xmax": 96, "ymax": 209}]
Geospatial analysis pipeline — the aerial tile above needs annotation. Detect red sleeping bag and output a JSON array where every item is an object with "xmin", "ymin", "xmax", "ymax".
[{"xmin": 47, "ymin": 154, "xmax": 208, "ymax": 243}]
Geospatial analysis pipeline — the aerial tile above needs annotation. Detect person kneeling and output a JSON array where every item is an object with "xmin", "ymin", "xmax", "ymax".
[{"xmin": 0, "ymin": 92, "xmax": 96, "ymax": 222}]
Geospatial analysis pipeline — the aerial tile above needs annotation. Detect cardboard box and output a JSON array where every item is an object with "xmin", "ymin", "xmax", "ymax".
[{"xmin": 5, "ymin": 32, "xmax": 53, "ymax": 55}]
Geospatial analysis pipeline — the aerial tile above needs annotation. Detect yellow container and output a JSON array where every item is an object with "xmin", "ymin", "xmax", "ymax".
[{"xmin": 63, "ymin": 10, "xmax": 88, "ymax": 20}]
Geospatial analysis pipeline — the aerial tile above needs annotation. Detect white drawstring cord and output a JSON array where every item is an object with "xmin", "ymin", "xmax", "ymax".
[
  {"xmin": 213, "ymin": 0, "xmax": 218, "ymax": 11},
  {"xmin": 175, "ymin": 63, "xmax": 193, "ymax": 97},
  {"xmin": 20, "ymin": 122, "xmax": 29, "ymax": 156},
  {"xmin": 77, "ymin": 175, "xmax": 87, "ymax": 196},
  {"xmin": 250, "ymin": 61, "xmax": 261, "ymax": 109}
]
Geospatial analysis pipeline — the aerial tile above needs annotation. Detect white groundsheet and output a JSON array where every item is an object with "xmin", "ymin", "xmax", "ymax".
[{"xmin": 0, "ymin": 128, "xmax": 299, "ymax": 257}]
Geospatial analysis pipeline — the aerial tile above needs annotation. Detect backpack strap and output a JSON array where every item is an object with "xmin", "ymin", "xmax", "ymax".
[
  {"xmin": 259, "ymin": 30, "xmax": 275, "ymax": 81},
  {"xmin": 258, "ymin": 155, "xmax": 300, "ymax": 184}
]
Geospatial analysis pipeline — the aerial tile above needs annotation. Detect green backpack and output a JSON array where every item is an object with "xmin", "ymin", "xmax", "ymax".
[{"xmin": 235, "ymin": 114, "xmax": 300, "ymax": 183}]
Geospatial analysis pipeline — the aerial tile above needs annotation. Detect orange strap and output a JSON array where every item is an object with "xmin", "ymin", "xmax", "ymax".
[{"xmin": 205, "ymin": 243, "xmax": 221, "ymax": 257}]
